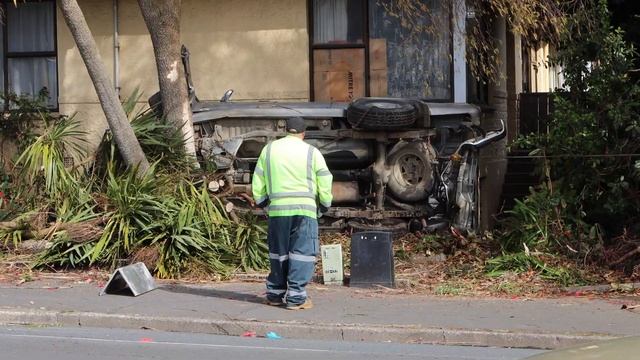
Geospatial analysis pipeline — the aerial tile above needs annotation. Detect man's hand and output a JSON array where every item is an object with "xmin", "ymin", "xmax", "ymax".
[{"xmin": 319, "ymin": 205, "xmax": 329, "ymax": 214}]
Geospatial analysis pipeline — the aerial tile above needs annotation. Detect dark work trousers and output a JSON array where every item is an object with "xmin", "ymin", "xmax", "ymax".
[{"xmin": 265, "ymin": 215, "xmax": 319, "ymax": 306}]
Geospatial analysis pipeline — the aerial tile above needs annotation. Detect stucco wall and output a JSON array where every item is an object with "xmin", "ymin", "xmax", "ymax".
[
  {"xmin": 57, "ymin": 0, "xmax": 115, "ymax": 148},
  {"xmin": 57, "ymin": 0, "xmax": 309, "ymax": 150}
]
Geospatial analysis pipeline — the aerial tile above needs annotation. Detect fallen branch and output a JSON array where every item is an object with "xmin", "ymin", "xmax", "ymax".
[
  {"xmin": 2, "ymin": 217, "xmax": 107, "ymax": 248},
  {"xmin": 563, "ymin": 282, "xmax": 640, "ymax": 293},
  {"xmin": 0, "ymin": 215, "xmax": 37, "ymax": 231},
  {"xmin": 621, "ymin": 304, "xmax": 640, "ymax": 310},
  {"xmin": 609, "ymin": 246, "xmax": 640, "ymax": 266}
]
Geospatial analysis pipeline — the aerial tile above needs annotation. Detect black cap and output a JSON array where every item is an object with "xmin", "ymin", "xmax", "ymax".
[{"xmin": 286, "ymin": 117, "xmax": 306, "ymax": 133}]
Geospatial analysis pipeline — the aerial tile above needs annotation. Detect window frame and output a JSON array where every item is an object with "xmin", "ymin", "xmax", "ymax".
[
  {"xmin": 308, "ymin": 0, "xmax": 455, "ymax": 102},
  {"xmin": 308, "ymin": 0, "xmax": 371, "ymax": 100},
  {"xmin": 1, "ymin": 0, "xmax": 59, "ymax": 111}
]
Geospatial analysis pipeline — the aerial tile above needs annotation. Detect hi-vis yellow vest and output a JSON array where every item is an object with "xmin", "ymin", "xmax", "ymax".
[{"xmin": 252, "ymin": 135, "xmax": 333, "ymax": 218}]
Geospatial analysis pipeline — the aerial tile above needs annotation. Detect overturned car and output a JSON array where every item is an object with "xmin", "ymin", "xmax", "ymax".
[{"xmin": 151, "ymin": 51, "xmax": 505, "ymax": 234}]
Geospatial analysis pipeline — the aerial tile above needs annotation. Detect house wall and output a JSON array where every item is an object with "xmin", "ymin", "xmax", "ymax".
[
  {"xmin": 57, "ymin": 0, "xmax": 116, "ymax": 148},
  {"xmin": 57, "ymin": 0, "xmax": 309, "ymax": 150},
  {"xmin": 506, "ymin": 32, "xmax": 523, "ymax": 143},
  {"xmin": 527, "ymin": 43, "xmax": 563, "ymax": 92}
]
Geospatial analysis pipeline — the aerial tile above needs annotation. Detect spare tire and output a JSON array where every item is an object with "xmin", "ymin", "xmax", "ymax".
[{"xmin": 347, "ymin": 98, "xmax": 418, "ymax": 130}]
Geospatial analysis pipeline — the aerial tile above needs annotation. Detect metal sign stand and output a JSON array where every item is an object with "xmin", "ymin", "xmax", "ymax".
[{"xmin": 100, "ymin": 262, "xmax": 157, "ymax": 297}]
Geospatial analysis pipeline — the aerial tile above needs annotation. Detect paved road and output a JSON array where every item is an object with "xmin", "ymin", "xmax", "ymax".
[{"xmin": 1, "ymin": 326, "xmax": 544, "ymax": 360}]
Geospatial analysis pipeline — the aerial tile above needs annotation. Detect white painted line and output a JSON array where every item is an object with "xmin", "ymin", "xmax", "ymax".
[{"xmin": 0, "ymin": 332, "xmax": 502, "ymax": 359}]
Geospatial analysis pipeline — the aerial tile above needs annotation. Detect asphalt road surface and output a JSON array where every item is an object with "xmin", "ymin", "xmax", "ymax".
[{"xmin": 0, "ymin": 325, "xmax": 545, "ymax": 360}]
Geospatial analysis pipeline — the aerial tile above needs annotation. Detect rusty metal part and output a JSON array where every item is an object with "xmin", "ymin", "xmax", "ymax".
[
  {"xmin": 386, "ymin": 196, "xmax": 416, "ymax": 212},
  {"xmin": 347, "ymin": 218, "xmax": 408, "ymax": 233},
  {"xmin": 331, "ymin": 182, "xmax": 361, "ymax": 203},
  {"xmin": 333, "ymin": 129, "xmax": 436, "ymax": 140},
  {"xmin": 233, "ymin": 184, "xmax": 252, "ymax": 194},
  {"xmin": 373, "ymin": 141, "xmax": 388, "ymax": 210},
  {"xmin": 325, "ymin": 207, "xmax": 428, "ymax": 220},
  {"xmin": 228, "ymin": 182, "xmax": 362, "ymax": 205}
]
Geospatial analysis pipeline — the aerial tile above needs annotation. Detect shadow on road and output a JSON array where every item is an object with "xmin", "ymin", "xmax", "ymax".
[{"xmin": 159, "ymin": 284, "xmax": 265, "ymax": 305}]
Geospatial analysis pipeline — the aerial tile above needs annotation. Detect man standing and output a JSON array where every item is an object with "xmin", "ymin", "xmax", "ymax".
[{"xmin": 252, "ymin": 117, "xmax": 333, "ymax": 310}]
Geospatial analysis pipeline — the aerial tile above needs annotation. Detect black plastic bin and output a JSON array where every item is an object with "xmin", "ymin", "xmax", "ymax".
[{"xmin": 349, "ymin": 231, "xmax": 394, "ymax": 288}]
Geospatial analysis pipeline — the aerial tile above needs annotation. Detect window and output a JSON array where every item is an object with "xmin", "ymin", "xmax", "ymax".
[
  {"xmin": 313, "ymin": 0, "xmax": 364, "ymax": 45},
  {"xmin": 311, "ymin": 0, "xmax": 367, "ymax": 102},
  {"xmin": 369, "ymin": 0, "xmax": 452, "ymax": 100},
  {"xmin": 310, "ymin": 0, "xmax": 454, "ymax": 101},
  {"xmin": 1, "ymin": 1, "xmax": 57, "ymax": 109}
]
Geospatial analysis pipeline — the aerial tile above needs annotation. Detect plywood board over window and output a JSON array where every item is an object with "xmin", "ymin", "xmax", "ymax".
[
  {"xmin": 313, "ymin": 48, "xmax": 365, "ymax": 102},
  {"xmin": 369, "ymin": 38, "xmax": 388, "ymax": 97}
]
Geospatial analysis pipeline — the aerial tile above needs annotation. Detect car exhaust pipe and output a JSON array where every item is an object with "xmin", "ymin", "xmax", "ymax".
[{"xmin": 454, "ymin": 120, "xmax": 506, "ymax": 154}]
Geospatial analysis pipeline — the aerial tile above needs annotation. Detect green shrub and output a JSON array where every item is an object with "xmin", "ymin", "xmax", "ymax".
[
  {"xmin": 503, "ymin": 1, "xmax": 639, "ymax": 264},
  {"xmin": 486, "ymin": 252, "xmax": 584, "ymax": 287},
  {"xmin": 11, "ymin": 90, "xmax": 268, "ymax": 278}
]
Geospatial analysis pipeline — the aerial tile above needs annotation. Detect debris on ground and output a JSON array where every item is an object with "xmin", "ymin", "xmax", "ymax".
[
  {"xmin": 265, "ymin": 331, "xmax": 282, "ymax": 339},
  {"xmin": 2, "ymin": 229, "xmax": 639, "ymax": 299}
]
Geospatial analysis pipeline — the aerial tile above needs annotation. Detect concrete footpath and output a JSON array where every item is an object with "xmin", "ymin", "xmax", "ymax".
[{"xmin": 0, "ymin": 280, "xmax": 639, "ymax": 349}]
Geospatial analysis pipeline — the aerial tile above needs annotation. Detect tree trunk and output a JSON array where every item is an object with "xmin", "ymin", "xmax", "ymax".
[
  {"xmin": 137, "ymin": 0, "xmax": 198, "ymax": 161},
  {"xmin": 58, "ymin": 0, "xmax": 150, "ymax": 175}
]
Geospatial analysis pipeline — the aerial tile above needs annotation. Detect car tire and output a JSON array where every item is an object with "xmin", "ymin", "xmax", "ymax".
[
  {"xmin": 347, "ymin": 98, "xmax": 418, "ymax": 130},
  {"xmin": 387, "ymin": 142, "xmax": 436, "ymax": 202}
]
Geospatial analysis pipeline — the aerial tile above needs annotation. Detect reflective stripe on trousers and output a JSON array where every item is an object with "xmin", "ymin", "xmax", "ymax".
[{"xmin": 265, "ymin": 215, "xmax": 318, "ymax": 306}]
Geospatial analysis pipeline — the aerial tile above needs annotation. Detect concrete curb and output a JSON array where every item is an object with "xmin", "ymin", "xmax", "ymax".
[{"xmin": 0, "ymin": 308, "xmax": 616, "ymax": 349}]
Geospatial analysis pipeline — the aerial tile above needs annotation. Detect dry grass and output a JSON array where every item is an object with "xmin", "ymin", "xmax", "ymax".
[
  {"xmin": 2, "ymin": 230, "xmax": 639, "ymax": 299},
  {"xmin": 313, "ymin": 231, "xmax": 640, "ymax": 298}
]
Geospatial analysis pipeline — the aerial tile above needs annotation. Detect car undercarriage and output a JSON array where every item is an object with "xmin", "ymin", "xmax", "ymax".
[
  {"xmin": 189, "ymin": 98, "xmax": 504, "ymax": 234},
  {"xmin": 150, "ymin": 48, "xmax": 506, "ymax": 234}
]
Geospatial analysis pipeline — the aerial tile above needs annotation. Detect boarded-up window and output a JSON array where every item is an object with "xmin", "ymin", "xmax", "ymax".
[
  {"xmin": 313, "ymin": 48, "xmax": 365, "ymax": 102},
  {"xmin": 368, "ymin": 0, "xmax": 452, "ymax": 100},
  {"xmin": 312, "ymin": 0, "xmax": 366, "ymax": 102}
]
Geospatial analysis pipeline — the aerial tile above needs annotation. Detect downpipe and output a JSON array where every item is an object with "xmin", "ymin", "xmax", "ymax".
[{"xmin": 113, "ymin": 0, "xmax": 120, "ymax": 97}]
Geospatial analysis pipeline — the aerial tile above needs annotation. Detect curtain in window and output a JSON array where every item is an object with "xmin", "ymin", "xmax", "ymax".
[
  {"xmin": 314, "ymin": 0, "xmax": 349, "ymax": 44},
  {"xmin": 8, "ymin": 58, "xmax": 57, "ymax": 108},
  {"xmin": 8, "ymin": 2, "xmax": 55, "ymax": 52},
  {"xmin": 6, "ymin": 2, "xmax": 57, "ymax": 107}
]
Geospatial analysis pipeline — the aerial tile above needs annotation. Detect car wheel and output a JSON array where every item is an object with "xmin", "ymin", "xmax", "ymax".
[
  {"xmin": 387, "ymin": 142, "xmax": 436, "ymax": 202},
  {"xmin": 347, "ymin": 98, "xmax": 418, "ymax": 130}
]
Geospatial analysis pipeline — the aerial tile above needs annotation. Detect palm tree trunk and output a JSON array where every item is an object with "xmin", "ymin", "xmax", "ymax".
[
  {"xmin": 58, "ymin": 0, "xmax": 150, "ymax": 174},
  {"xmin": 137, "ymin": 0, "xmax": 198, "ymax": 162}
]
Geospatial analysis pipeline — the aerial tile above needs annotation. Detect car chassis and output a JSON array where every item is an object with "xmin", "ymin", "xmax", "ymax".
[{"xmin": 152, "ymin": 48, "xmax": 506, "ymax": 234}]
